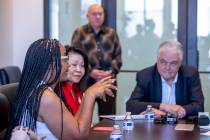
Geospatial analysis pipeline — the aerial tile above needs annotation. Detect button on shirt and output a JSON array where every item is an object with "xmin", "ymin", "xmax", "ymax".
[{"xmin": 161, "ymin": 74, "xmax": 178, "ymax": 104}]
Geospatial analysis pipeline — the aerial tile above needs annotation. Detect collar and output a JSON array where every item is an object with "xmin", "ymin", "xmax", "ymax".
[
  {"xmin": 161, "ymin": 73, "xmax": 178, "ymax": 85},
  {"xmin": 86, "ymin": 24, "xmax": 106, "ymax": 34}
]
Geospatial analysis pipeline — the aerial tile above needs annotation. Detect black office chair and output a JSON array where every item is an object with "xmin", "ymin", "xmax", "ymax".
[
  {"xmin": 0, "ymin": 83, "xmax": 18, "ymax": 139},
  {"xmin": 0, "ymin": 66, "xmax": 21, "ymax": 85},
  {"xmin": 0, "ymin": 93, "xmax": 9, "ymax": 132}
]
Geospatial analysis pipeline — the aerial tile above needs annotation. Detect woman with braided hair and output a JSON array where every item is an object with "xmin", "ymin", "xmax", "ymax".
[{"xmin": 6, "ymin": 39, "xmax": 116, "ymax": 140}]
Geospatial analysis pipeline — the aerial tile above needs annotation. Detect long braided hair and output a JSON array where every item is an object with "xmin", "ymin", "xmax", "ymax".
[{"xmin": 6, "ymin": 39, "xmax": 62, "ymax": 139}]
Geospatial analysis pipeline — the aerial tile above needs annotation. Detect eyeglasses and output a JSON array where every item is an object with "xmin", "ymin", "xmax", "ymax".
[
  {"xmin": 158, "ymin": 59, "xmax": 179, "ymax": 68},
  {"xmin": 91, "ymin": 12, "xmax": 104, "ymax": 17},
  {"xmin": 61, "ymin": 56, "xmax": 68, "ymax": 60},
  {"xmin": 61, "ymin": 56, "xmax": 69, "ymax": 62},
  {"xmin": 69, "ymin": 63, "xmax": 85, "ymax": 69}
]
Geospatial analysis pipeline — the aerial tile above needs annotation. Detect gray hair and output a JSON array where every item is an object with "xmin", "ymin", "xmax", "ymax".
[
  {"xmin": 157, "ymin": 40, "xmax": 184, "ymax": 61},
  {"xmin": 87, "ymin": 4, "xmax": 104, "ymax": 15}
]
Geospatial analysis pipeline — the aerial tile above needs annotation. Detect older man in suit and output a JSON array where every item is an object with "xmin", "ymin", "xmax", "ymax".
[{"xmin": 126, "ymin": 40, "xmax": 204, "ymax": 118}]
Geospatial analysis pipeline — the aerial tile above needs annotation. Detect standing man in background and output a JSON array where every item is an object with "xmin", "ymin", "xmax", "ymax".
[{"xmin": 71, "ymin": 4, "xmax": 122, "ymax": 119}]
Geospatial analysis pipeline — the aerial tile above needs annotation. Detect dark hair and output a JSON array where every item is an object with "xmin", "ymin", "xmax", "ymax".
[
  {"xmin": 6, "ymin": 39, "xmax": 62, "ymax": 139},
  {"xmin": 66, "ymin": 46, "xmax": 89, "ymax": 86}
]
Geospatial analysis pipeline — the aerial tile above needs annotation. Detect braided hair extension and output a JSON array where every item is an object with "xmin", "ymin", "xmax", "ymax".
[{"xmin": 6, "ymin": 39, "xmax": 62, "ymax": 139}]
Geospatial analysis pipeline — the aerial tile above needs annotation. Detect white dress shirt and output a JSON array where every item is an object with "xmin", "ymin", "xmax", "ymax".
[{"xmin": 161, "ymin": 74, "xmax": 178, "ymax": 104}]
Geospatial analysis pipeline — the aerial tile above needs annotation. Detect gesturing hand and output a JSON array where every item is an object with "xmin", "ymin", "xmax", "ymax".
[
  {"xmin": 90, "ymin": 69, "xmax": 112, "ymax": 81},
  {"xmin": 85, "ymin": 76, "xmax": 117, "ymax": 101}
]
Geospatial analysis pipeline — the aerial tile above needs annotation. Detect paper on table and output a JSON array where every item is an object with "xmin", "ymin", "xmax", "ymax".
[
  {"xmin": 199, "ymin": 125, "xmax": 210, "ymax": 131},
  {"xmin": 175, "ymin": 124, "xmax": 194, "ymax": 131},
  {"xmin": 200, "ymin": 131, "xmax": 210, "ymax": 136},
  {"xmin": 99, "ymin": 115, "xmax": 145, "ymax": 121}
]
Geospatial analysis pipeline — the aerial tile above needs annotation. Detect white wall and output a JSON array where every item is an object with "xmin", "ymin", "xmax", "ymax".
[
  {"xmin": 0, "ymin": 0, "xmax": 13, "ymax": 67},
  {"xmin": 58, "ymin": 0, "xmax": 81, "ymax": 45},
  {"xmin": 0, "ymin": 0, "xmax": 44, "ymax": 69}
]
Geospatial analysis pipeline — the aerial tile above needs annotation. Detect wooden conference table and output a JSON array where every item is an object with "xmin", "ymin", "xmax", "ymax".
[{"xmin": 89, "ymin": 119, "xmax": 210, "ymax": 140}]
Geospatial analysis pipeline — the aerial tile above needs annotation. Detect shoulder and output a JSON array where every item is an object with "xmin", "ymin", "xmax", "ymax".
[
  {"xmin": 137, "ymin": 65, "xmax": 156, "ymax": 77},
  {"xmin": 38, "ymin": 88, "xmax": 64, "ymax": 120},
  {"xmin": 103, "ymin": 26, "xmax": 117, "ymax": 34},
  {"xmin": 179, "ymin": 65, "xmax": 199, "ymax": 77},
  {"xmin": 74, "ymin": 24, "xmax": 88, "ymax": 33},
  {"xmin": 136, "ymin": 65, "xmax": 158, "ymax": 83},
  {"xmin": 40, "ymin": 88, "xmax": 60, "ymax": 110}
]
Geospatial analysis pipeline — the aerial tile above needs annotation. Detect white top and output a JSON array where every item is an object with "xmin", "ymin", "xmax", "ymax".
[
  {"xmin": 161, "ymin": 74, "xmax": 178, "ymax": 104},
  {"xmin": 36, "ymin": 121, "xmax": 58, "ymax": 140}
]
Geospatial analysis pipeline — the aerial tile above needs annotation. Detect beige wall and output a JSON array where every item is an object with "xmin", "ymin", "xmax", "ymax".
[
  {"xmin": 0, "ymin": 0, "xmax": 13, "ymax": 67},
  {"xmin": 0, "ymin": 0, "xmax": 44, "ymax": 69}
]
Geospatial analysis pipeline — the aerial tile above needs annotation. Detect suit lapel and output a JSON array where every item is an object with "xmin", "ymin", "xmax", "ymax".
[
  {"xmin": 154, "ymin": 66, "xmax": 162, "ymax": 102},
  {"xmin": 175, "ymin": 68, "xmax": 183, "ymax": 105}
]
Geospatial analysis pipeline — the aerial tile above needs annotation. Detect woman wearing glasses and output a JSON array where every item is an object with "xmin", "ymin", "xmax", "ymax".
[{"xmin": 7, "ymin": 39, "xmax": 116, "ymax": 140}]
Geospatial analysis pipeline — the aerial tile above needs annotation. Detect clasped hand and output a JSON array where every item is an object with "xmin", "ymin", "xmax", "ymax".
[
  {"xmin": 140, "ymin": 108, "xmax": 166, "ymax": 118},
  {"xmin": 160, "ymin": 103, "xmax": 186, "ymax": 118},
  {"xmin": 140, "ymin": 104, "xmax": 186, "ymax": 119}
]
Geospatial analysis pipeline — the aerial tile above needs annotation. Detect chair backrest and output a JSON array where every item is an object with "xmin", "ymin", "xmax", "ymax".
[
  {"xmin": 0, "ymin": 83, "xmax": 18, "ymax": 133},
  {"xmin": 0, "ymin": 93, "xmax": 9, "ymax": 132},
  {"xmin": 0, "ymin": 66, "xmax": 21, "ymax": 85},
  {"xmin": 0, "ymin": 69, "xmax": 9, "ymax": 85}
]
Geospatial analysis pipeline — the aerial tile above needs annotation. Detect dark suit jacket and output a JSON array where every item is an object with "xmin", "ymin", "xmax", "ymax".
[{"xmin": 126, "ymin": 64, "xmax": 204, "ymax": 117}]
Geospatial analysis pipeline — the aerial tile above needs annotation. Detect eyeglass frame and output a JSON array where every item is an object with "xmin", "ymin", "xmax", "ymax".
[{"xmin": 158, "ymin": 58, "xmax": 180, "ymax": 69}]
